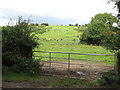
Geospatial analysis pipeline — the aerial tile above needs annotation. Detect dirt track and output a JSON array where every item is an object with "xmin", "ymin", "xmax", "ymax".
[
  {"xmin": 3, "ymin": 60, "xmax": 114, "ymax": 88},
  {"xmin": 41, "ymin": 60, "xmax": 114, "ymax": 81}
]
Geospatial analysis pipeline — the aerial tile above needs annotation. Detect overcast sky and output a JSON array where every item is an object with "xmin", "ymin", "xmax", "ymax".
[{"xmin": 0, "ymin": 0, "xmax": 117, "ymax": 26}]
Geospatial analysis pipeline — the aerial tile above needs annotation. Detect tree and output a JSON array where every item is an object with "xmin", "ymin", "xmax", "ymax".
[
  {"xmin": 97, "ymin": 1, "xmax": 120, "ymax": 86},
  {"xmin": 101, "ymin": 26, "xmax": 120, "ymax": 75},
  {"xmin": 41, "ymin": 23, "xmax": 49, "ymax": 26},
  {"xmin": 108, "ymin": 0, "xmax": 120, "ymax": 12},
  {"xmin": 106, "ymin": 0, "xmax": 120, "ymax": 75},
  {"xmin": 69, "ymin": 24, "xmax": 73, "ymax": 26},
  {"xmin": 2, "ymin": 16, "xmax": 45, "ymax": 74},
  {"xmin": 79, "ymin": 13, "xmax": 118, "ymax": 45},
  {"xmin": 75, "ymin": 23, "xmax": 78, "ymax": 26}
]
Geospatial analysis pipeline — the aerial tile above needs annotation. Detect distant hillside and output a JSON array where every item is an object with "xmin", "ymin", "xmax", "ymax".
[{"xmin": 34, "ymin": 25, "xmax": 112, "ymax": 55}]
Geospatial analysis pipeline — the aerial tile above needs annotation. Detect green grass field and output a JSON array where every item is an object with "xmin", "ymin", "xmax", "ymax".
[{"xmin": 34, "ymin": 25, "xmax": 114, "ymax": 66}]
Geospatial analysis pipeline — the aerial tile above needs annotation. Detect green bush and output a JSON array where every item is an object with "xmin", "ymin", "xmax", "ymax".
[
  {"xmin": 2, "ymin": 22, "xmax": 38, "ymax": 59},
  {"xmin": 98, "ymin": 70, "xmax": 120, "ymax": 87},
  {"xmin": 79, "ymin": 13, "xmax": 118, "ymax": 45},
  {"xmin": 69, "ymin": 24, "xmax": 73, "ymax": 26},
  {"xmin": 41, "ymin": 23, "xmax": 49, "ymax": 26},
  {"xmin": 75, "ymin": 23, "xmax": 78, "ymax": 26},
  {"xmin": 11, "ymin": 58, "xmax": 42, "ymax": 74},
  {"xmin": 80, "ymin": 22, "xmax": 105, "ymax": 45},
  {"xmin": 2, "ymin": 16, "xmax": 44, "ymax": 74},
  {"xmin": 3, "ymin": 55, "xmax": 42, "ymax": 74}
]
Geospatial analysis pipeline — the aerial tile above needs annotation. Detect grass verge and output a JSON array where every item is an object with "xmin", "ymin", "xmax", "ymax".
[{"xmin": 3, "ymin": 71, "xmax": 100, "ymax": 88}]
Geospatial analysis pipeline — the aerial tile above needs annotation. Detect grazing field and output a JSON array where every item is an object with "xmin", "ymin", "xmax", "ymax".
[
  {"xmin": 2, "ymin": 25, "xmax": 115, "ymax": 88},
  {"xmin": 34, "ymin": 25, "xmax": 114, "ymax": 66}
]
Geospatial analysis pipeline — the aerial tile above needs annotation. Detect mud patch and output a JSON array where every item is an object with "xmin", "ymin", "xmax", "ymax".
[{"xmin": 41, "ymin": 60, "xmax": 114, "ymax": 81}]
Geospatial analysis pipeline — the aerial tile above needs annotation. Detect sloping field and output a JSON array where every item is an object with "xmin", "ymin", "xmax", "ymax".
[{"xmin": 34, "ymin": 25, "xmax": 114, "ymax": 65}]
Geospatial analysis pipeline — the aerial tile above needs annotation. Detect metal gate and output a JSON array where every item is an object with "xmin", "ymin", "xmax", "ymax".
[{"xmin": 33, "ymin": 51, "xmax": 115, "ymax": 81}]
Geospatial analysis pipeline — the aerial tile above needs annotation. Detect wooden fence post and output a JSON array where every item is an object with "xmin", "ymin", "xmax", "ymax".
[{"xmin": 68, "ymin": 53, "xmax": 70, "ymax": 72}]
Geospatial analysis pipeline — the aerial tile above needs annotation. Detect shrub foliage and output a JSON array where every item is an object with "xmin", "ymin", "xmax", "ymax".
[
  {"xmin": 79, "ymin": 13, "xmax": 118, "ymax": 45},
  {"xmin": 41, "ymin": 23, "xmax": 49, "ymax": 26},
  {"xmin": 98, "ymin": 70, "xmax": 120, "ymax": 87},
  {"xmin": 2, "ymin": 16, "xmax": 45, "ymax": 74}
]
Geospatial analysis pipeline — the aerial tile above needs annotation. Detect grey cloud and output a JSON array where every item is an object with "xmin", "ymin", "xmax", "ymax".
[
  {"xmin": 0, "ymin": 8, "xmax": 87, "ymax": 25},
  {"xmin": 31, "ymin": 15, "xmax": 79, "ymax": 25}
]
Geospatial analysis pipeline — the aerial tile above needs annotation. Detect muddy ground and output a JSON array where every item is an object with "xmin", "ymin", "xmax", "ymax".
[
  {"xmin": 42, "ymin": 60, "xmax": 114, "ymax": 81},
  {"xmin": 3, "ymin": 60, "xmax": 114, "ymax": 88}
]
